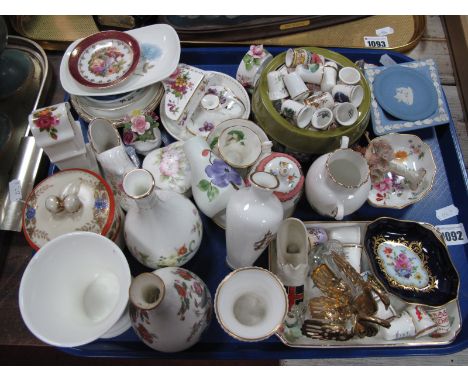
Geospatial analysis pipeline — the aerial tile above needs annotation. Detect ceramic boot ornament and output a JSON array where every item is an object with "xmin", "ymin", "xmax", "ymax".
[
  {"xmin": 129, "ymin": 268, "xmax": 212, "ymax": 352},
  {"xmin": 88, "ymin": 118, "xmax": 137, "ymax": 211},
  {"xmin": 183, "ymin": 136, "xmax": 244, "ymax": 220},
  {"xmin": 276, "ymin": 218, "xmax": 309, "ymax": 312},
  {"xmin": 226, "ymin": 171, "xmax": 284, "ymax": 269},
  {"xmin": 122, "ymin": 169, "xmax": 203, "ymax": 269}
]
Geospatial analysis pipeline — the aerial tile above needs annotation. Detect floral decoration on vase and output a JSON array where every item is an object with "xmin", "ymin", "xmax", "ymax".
[
  {"xmin": 197, "ymin": 149, "xmax": 242, "ymax": 202},
  {"xmin": 32, "ymin": 107, "xmax": 61, "ymax": 140}
]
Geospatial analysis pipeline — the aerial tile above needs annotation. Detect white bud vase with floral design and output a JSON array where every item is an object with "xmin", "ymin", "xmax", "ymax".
[
  {"xmin": 121, "ymin": 109, "xmax": 162, "ymax": 156},
  {"xmin": 129, "ymin": 267, "xmax": 212, "ymax": 352},
  {"xmin": 183, "ymin": 136, "xmax": 244, "ymax": 219},
  {"xmin": 123, "ymin": 169, "xmax": 203, "ymax": 269},
  {"xmin": 226, "ymin": 171, "xmax": 284, "ymax": 269}
]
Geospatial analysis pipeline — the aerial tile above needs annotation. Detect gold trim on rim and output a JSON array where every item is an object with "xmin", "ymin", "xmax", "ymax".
[
  {"xmin": 214, "ymin": 266, "xmax": 288, "ymax": 342},
  {"xmin": 216, "ymin": 126, "xmax": 262, "ymax": 169},
  {"xmin": 249, "ymin": 171, "xmax": 280, "ymax": 190},
  {"xmin": 122, "ymin": 169, "xmax": 155, "ymax": 200},
  {"xmin": 325, "ymin": 148, "xmax": 370, "ymax": 189}
]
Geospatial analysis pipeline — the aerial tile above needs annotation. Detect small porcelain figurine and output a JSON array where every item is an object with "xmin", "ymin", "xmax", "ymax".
[
  {"xmin": 183, "ymin": 136, "xmax": 244, "ymax": 219},
  {"xmin": 305, "ymin": 136, "xmax": 371, "ymax": 220},
  {"xmin": 129, "ymin": 268, "xmax": 212, "ymax": 352},
  {"xmin": 122, "ymin": 169, "xmax": 202, "ymax": 269},
  {"xmin": 226, "ymin": 171, "xmax": 283, "ymax": 269}
]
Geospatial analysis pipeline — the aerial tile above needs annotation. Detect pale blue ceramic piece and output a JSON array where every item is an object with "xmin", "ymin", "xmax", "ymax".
[{"xmin": 373, "ymin": 65, "xmax": 438, "ymax": 122}]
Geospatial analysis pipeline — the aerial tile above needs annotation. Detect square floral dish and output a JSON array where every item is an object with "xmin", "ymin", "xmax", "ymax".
[{"xmin": 364, "ymin": 59, "xmax": 450, "ymax": 136}]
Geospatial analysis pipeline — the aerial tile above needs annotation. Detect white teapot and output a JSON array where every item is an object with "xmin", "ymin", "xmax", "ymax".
[{"xmin": 305, "ymin": 137, "xmax": 371, "ymax": 220}]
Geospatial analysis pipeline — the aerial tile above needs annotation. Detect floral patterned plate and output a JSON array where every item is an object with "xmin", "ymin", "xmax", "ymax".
[
  {"xmin": 364, "ymin": 217, "xmax": 459, "ymax": 307},
  {"xmin": 22, "ymin": 169, "xmax": 116, "ymax": 250},
  {"xmin": 367, "ymin": 134, "xmax": 436, "ymax": 209},
  {"xmin": 142, "ymin": 141, "xmax": 192, "ymax": 195},
  {"xmin": 68, "ymin": 31, "xmax": 140, "ymax": 89},
  {"xmin": 60, "ymin": 24, "xmax": 180, "ymax": 96}
]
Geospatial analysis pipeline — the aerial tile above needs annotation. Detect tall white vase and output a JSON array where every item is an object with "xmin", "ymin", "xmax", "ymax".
[
  {"xmin": 226, "ymin": 171, "xmax": 283, "ymax": 269},
  {"xmin": 183, "ymin": 136, "xmax": 244, "ymax": 219},
  {"xmin": 122, "ymin": 169, "xmax": 203, "ymax": 269},
  {"xmin": 88, "ymin": 118, "xmax": 136, "ymax": 211}
]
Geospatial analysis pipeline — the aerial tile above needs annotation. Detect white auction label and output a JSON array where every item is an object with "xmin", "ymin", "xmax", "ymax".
[
  {"xmin": 364, "ymin": 36, "xmax": 389, "ymax": 49},
  {"xmin": 8, "ymin": 179, "xmax": 22, "ymax": 202},
  {"xmin": 376, "ymin": 26, "xmax": 395, "ymax": 36},
  {"xmin": 436, "ymin": 224, "xmax": 468, "ymax": 246},
  {"xmin": 436, "ymin": 204, "xmax": 459, "ymax": 221}
]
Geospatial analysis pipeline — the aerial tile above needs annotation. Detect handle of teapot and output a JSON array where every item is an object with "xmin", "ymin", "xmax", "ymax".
[
  {"xmin": 261, "ymin": 140, "xmax": 273, "ymax": 152},
  {"xmin": 340, "ymin": 136, "xmax": 350, "ymax": 149},
  {"xmin": 333, "ymin": 203, "xmax": 344, "ymax": 221}
]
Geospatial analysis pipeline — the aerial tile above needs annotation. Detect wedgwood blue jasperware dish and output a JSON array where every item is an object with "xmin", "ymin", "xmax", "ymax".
[
  {"xmin": 373, "ymin": 65, "xmax": 438, "ymax": 122},
  {"xmin": 364, "ymin": 217, "xmax": 459, "ymax": 307}
]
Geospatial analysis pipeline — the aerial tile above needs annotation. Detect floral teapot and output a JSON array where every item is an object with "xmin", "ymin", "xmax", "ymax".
[{"xmin": 305, "ymin": 136, "xmax": 371, "ymax": 220}]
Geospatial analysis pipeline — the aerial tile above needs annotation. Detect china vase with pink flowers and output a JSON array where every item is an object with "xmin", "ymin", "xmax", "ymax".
[{"xmin": 121, "ymin": 109, "xmax": 161, "ymax": 156}]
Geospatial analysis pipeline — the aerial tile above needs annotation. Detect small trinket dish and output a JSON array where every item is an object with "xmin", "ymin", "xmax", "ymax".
[
  {"xmin": 68, "ymin": 31, "xmax": 140, "ymax": 89},
  {"xmin": 364, "ymin": 217, "xmax": 459, "ymax": 307},
  {"xmin": 366, "ymin": 134, "xmax": 436, "ymax": 209}
]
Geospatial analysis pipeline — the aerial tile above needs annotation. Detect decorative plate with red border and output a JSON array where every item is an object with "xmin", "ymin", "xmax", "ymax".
[
  {"xmin": 68, "ymin": 31, "xmax": 140, "ymax": 89},
  {"xmin": 255, "ymin": 152, "xmax": 304, "ymax": 202},
  {"xmin": 22, "ymin": 169, "xmax": 115, "ymax": 251}
]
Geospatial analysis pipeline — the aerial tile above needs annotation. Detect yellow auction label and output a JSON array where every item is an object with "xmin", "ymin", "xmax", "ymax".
[{"xmin": 279, "ymin": 20, "xmax": 311, "ymax": 31}]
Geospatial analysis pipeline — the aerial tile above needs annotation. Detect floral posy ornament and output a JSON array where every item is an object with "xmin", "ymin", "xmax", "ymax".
[
  {"xmin": 242, "ymin": 45, "xmax": 267, "ymax": 71},
  {"xmin": 32, "ymin": 107, "xmax": 61, "ymax": 140},
  {"xmin": 198, "ymin": 149, "xmax": 242, "ymax": 202},
  {"xmin": 121, "ymin": 109, "xmax": 161, "ymax": 155}
]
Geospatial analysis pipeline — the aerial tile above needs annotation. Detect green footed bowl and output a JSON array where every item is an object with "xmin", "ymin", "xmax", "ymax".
[{"xmin": 252, "ymin": 47, "xmax": 371, "ymax": 154}]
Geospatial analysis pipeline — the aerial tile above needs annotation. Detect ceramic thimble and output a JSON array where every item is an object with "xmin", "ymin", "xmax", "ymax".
[
  {"xmin": 320, "ymin": 61, "xmax": 338, "ymax": 92},
  {"xmin": 338, "ymin": 66, "xmax": 361, "ymax": 85},
  {"xmin": 283, "ymin": 72, "xmax": 309, "ymax": 101},
  {"xmin": 303, "ymin": 91, "xmax": 334, "ymax": 111},
  {"xmin": 296, "ymin": 64, "xmax": 324, "ymax": 85},
  {"xmin": 381, "ymin": 312, "xmax": 416, "ymax": 341},
  {"xmin": 405, "ymin": 305, "xmax": 438, "ymax": 338},
  {"xmin": 281, "ymin": 100, "xmax": 314, "ymax": 129},
  {"xmin": 267, "ymin": 71, "xmax": 289, "ymax": 101},
  {"xmin": 427, "ymin": 307, "xmax": 451, "ymax": 337},
  {"xmin": 332, "ymin": 84, "xmax": 364, "ymax": 108},
  {"xmin": 333, "ymin": 102, "xmax": 359, "ymax": 126},
  {"xmin": 310, "ymin": 108, "xmax": 333, "ymax": 130}
]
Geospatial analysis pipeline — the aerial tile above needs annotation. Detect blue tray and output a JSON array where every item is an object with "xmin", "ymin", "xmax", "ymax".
[{"xmin": 62, "ymin": 46, "xmax": 468, "ymax": 359}]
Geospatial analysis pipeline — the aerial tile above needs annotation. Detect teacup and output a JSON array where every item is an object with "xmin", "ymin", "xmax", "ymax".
[
  {"xmin": 405, "ymin": 305, "xmax": 438, "ymax": 338},
  {"xmin": 267, "ymin": 71, "xmax": 289, "ymax": 101},
  {"xmin": 327, "ymin": 225, "xmax": 361, "ymax": 244},
  {"xmin": 320, "ymin": 61, "xmax": 338, "ymax": 92},
  {"xmin": 310, "ymin": 107, "xmax": 333, "ymax": 130},
  {"xmin": 381, "ymin": 312, "xmax": 416, "ymax": 340},
  {"xmin": 338, "ymin": 66, "xmax": 361, "ymax": 85},
  {"xmin": 303, "ymin": 91, "xmax": 334, "ymax": 111},
  {"xmin": 296, "ymin": 64, "xmax": 324, "ymax": 85},
  {"xmin": 214, "ymin": 267, "xmax": 288, "ymax": 341},
  {"xmin": 333, "ymin": 102, "xmax": 359, "ymax": 126},
  {"xmin": 218, "ymin": 125, "xmax": 269, "ymax": 169},
  {"xmin": 281, "ymin": 100, "xmax": 314, "ymax": 129},
  {"xmin": 236, "ymin": 45, "xmax": 273, "ymax": 92},
  {"xmin": 283, "ymin": 72, "xmax": 309, "ymax": 101},
  {"xmin": 332, "ymin": 84, "xmax": 364, "ymax": 107}
]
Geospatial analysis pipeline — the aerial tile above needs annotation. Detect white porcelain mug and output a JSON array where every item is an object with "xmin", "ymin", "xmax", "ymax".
[
  {"xmin": 283, "ymin": 72, "xmax": 309, "ymax": 100},
  {"xmin": 281, "ymin": 100, "xmax": 314, "ymax": 129},
  {"xmin": 267, "ymin": 71, "xmax": 289, "ymax": 101}
]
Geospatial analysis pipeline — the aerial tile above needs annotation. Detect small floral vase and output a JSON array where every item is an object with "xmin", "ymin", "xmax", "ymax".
[
  {"xmin": 121, "ymin": 110, "xmax": 162, "ymax": 156},
  {"xmin": 122, "ymin": 169, "xmax": 203, "ymax": 269},
  {"xmin": 183, "ymin": 136, "xmax": 244, "ymax": 219},
  {"xmin": 226, "ymin": 171, "xmax": 284, "ymax": 269},
  {"xmin": 129, "ymin": 267, "xmax": 212, "ymax": 352}
]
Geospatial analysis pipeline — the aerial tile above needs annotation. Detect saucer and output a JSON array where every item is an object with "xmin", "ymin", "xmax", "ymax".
[
  {"xmin": 373, "ymin": 65, "xmax": 438, "ymax": 122},
  {"xmin": 61, "ymin": 24, "xmax": 180, "ymax": 96},
  {"xmin": 68, "ymin": 31, "xmax": 140, "ymax": 89},
  {"xmin": 367, "ymin": 134, "xmax": 436, "ymax": 209}
]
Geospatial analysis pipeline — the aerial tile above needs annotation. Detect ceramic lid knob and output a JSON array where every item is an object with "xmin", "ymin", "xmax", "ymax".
[
  {"xmin": 45, "ymin": 195, "xmax": 64, "ymax": 214},
  {"xmin": 63, "ymin": 194, "xmax": 82, "ymax": 213}
]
